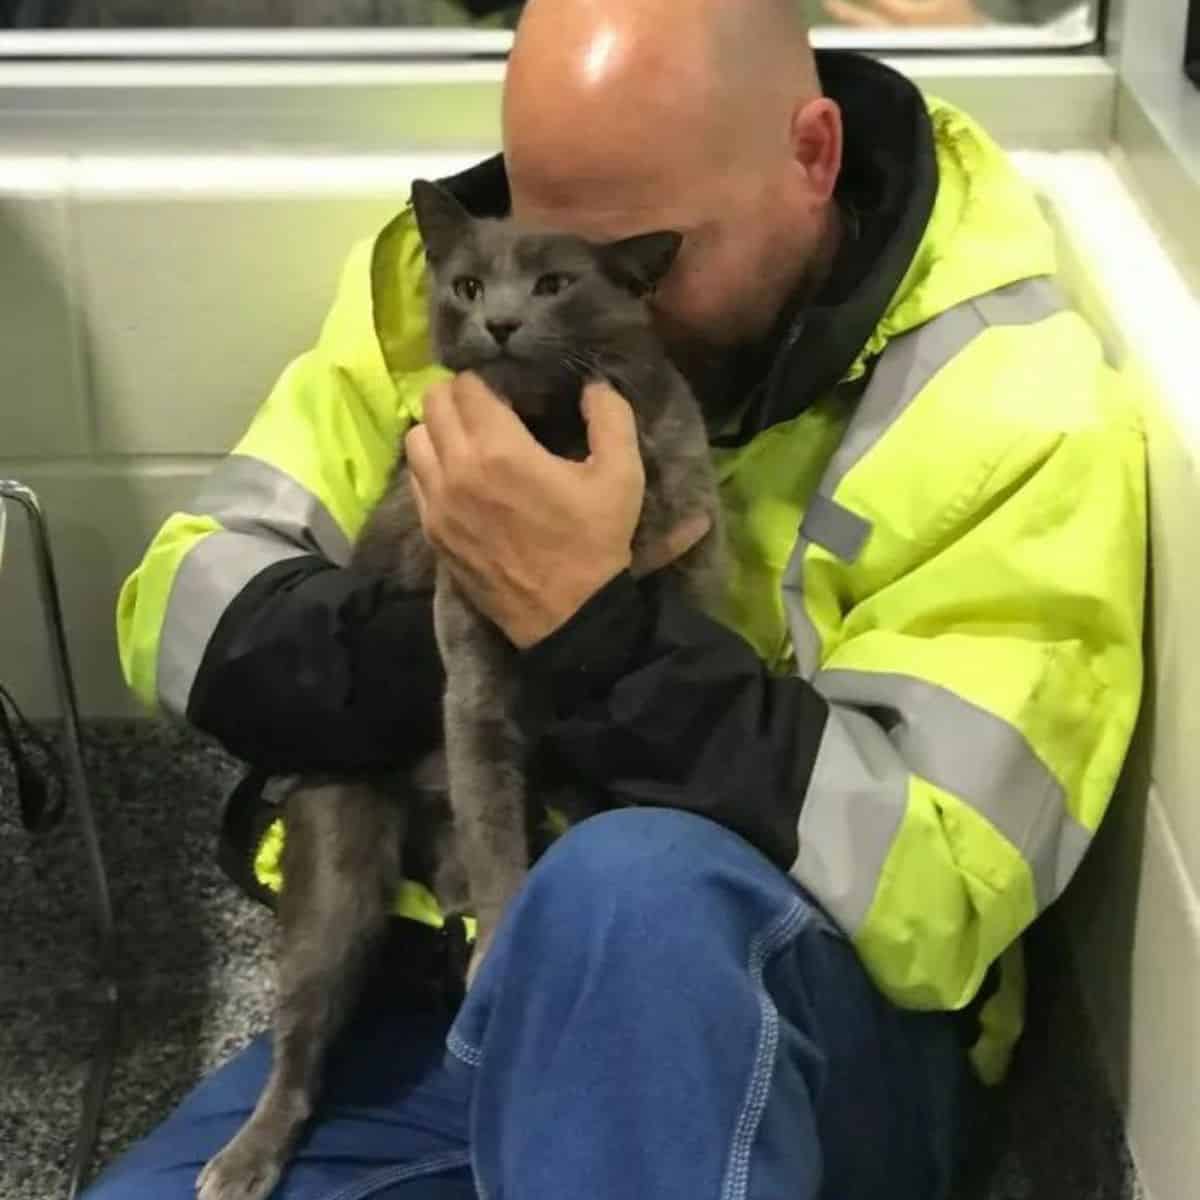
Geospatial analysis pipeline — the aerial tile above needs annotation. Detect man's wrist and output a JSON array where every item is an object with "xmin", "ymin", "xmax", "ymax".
[
  {"xmin": 503, "ymin": 554, "xmax": 633, "ymax": 649},
  {"xmin": 519, "ymin": 569, "xmax": 649, "ymax": 714}
]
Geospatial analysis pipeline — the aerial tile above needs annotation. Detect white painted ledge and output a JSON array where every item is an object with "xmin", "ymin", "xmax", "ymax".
[
  {"xmin": 0, "ymin": 54, "xmax": 1116, "ymax": 154},
  {"xmin": 1014, "ymin": 147, "xmax": 1200, "ymax": 1200}
]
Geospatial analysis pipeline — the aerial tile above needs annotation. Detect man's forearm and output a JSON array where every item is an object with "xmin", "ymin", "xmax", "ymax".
[{"xmin": 188, "ymin": 556, "xmax": 445, "ymax": 774}]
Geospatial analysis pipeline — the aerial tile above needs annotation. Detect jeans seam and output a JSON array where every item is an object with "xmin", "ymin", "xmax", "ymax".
[
  {"xmin": 472, "ymin": 1143, "xmax": 490, "ymax": 1200},
  {"xmin": 317, "ymin": 1148, "xmax": 473, "ymax": 1200},
  {"xmin": 720, "ymin": 898, "xmax": 810, "ymax": 1200},
  {"xmin": 447, "ymin": 1026, "xmax": 482, "ymax": 1068}
]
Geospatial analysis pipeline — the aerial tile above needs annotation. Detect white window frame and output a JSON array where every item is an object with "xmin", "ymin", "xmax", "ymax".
[{"xmin": 0, "ymin": 19, "xmax": 1099, "ymax": 59}]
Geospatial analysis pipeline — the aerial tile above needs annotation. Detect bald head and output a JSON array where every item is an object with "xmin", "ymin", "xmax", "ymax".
[
  {"xmin": 505, "ymin": 0, "xmax": 820, "ymax": 204},
  {"xmin": 502, "ymin": 0, "xmax": 842, "ymax": 354}
]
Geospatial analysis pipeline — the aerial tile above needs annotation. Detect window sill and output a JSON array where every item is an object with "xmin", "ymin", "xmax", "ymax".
[{"xmin": 0, "ymin": 52, "xmax": 1115, "ymax": 154}]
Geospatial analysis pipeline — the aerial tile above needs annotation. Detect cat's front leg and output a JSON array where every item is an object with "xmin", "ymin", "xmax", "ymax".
[
  {"xmin": 434, "ymin": 570, "xmax": 529, "ymax": 985},
  {"xmin": 632, "ymin": 498, "xmax": 725, "ymax": 613}
]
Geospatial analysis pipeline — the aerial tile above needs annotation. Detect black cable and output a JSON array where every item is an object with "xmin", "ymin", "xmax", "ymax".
[{"xmin": 0, "ymin": 680, "xmax": 66, "ymax": 834}]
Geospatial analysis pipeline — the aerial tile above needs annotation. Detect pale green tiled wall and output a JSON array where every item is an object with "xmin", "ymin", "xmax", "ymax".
[
  {"xmin": 1013, "ymin": 148, "xmax": 1200, "ymax": 1200},
  {"xmin": 0, "ymin": 466, "xmax": 211, "ymax": 717},
  {"xmin": 0, "ymin": 176, "xmax": 431, "ymax": 718},
  {"xmin": 76, "ymin": 192, "xmax": 405, "ymax": 456},
  {"xmin": 1, "ymin": 189, "xmax": 90, "ymax": 459}
]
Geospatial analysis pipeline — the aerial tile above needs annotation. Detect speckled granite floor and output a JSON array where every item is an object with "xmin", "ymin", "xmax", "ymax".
[{"xmin": 1, "ymin": 719, "xmax": 1142, "ymax": 1200}]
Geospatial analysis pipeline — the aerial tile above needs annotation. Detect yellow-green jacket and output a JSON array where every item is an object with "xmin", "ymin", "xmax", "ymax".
[{"xmin": 117, "ymin": 53, "xmax": 1145, "ymax": 1084}]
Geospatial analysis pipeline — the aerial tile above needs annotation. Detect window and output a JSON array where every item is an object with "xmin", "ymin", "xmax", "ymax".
[
  {"xmin": 0, "ymin": 3, "xmax": 521, "ymax": 30},
  {"xmin": 0, "ymin": 1, "xmax": 1101, "ymax": 54}
]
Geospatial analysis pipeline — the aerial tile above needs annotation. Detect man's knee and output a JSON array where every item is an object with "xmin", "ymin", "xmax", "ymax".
[
  {"xmin": 537, "ymin": 807, "xmax": 745, "ymax": 891},
  {"xmin": 512, "ymin": 807, "xmax": 803, "ymax": 953}
]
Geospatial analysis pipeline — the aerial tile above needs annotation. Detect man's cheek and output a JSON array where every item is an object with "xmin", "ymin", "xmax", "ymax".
[
  {"xmin": 649, "ymin": 304, "xmax": 688, "ymax": 347},
  {"xmin": 651, "ymin": 282, "xmax": 709, "ymax": 344}
]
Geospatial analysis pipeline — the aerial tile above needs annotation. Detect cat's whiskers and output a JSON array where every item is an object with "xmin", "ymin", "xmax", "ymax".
[{"xmin": 534, "ymin": 340, "xmax": 600, "ymax": 379}]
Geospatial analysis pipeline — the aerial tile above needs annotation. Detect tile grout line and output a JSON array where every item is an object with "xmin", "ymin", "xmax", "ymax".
[{"xmin": 58, "ymin": 157, "xmax": 100, "ymax": 458}]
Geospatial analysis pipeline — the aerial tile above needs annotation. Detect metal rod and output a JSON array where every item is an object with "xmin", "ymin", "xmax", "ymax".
[
  {"xmin": 0, "ymin": 480, "xmax": 121, "ymax": 1198},
  {"xmin": 66, "ymin": 984, "xmax": 120, "ymax": 1200},
  {"xmin": 0, "ymin": 481, "xmax": 116, "ymax": 944}
]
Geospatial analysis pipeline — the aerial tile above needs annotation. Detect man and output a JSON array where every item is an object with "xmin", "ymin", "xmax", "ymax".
[{"xmin": 98, "ymin": 0, "xmax": 1146, "ymax": 1197}]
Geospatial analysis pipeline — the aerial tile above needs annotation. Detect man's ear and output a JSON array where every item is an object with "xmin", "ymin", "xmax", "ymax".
[
  {"xmin": 596, "ymin": 231, "xmax": 684, "ymax": 296},
  {"xmin": 410, "ymin": 179, "xmax": 472, "ymax": 264}
]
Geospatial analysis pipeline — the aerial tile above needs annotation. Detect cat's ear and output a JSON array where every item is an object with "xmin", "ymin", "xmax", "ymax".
[
  {"xmin": 596, "ymin": 231, "xmax": 684, "ymax": 297},
  {"xmin": 410, "ymin": 179, "xmax": 472, "ymax": 265}
]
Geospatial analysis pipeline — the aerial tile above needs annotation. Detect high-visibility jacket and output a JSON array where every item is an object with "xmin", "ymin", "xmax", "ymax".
[{"xmin": 116, "ymin": 52, "xmax": 1146, "ymax": 1084}]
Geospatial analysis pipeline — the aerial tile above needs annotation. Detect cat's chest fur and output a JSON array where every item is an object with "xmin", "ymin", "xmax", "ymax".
[{"xmin": 474, "ymin": 361, "xmax": 591, "ymax": 461}]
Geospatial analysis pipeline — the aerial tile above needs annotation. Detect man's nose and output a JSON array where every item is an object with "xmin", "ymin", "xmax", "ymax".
[{"xmin": 486, "ymin": 319, "xmax": 522, "ymax": 346}]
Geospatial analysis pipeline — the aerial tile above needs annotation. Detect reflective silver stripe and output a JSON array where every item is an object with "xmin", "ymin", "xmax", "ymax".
[
  {"xmin": 792, "ymin": 704, "xmax": 911, "ymax": 934},
  {"xmin": 971, "ymin": 278, "xmax": 1065, "ymax": 327},
  {"xmin": 804, "ymin": 668, "xmax": 1091, "ymax": 917},
  {"xmin": 155, "ymin": 455, "xmax": 358, "ymax": 714},
  {"xmin": 191, "ymin": 454, "xmax": 352, "ymax": 567},
  {"xmin": 782, "ymin": 277, "xmax": 1065, "ymax": 678},
  {"xmin": 819, "ymin": 277, "xmax": 1066, "ymax": 496},
  {"xmin": 781, "ymin": 538, "xmax": 819, "ymax": 677},
  {"xmin": 786, "ymin": 279, "xmax": 1076, "ymax": 925},
  {"xmin": 798, "ymin": 492, "xmax": 871, "ymax": 563},
  {"xmin": 1052, "ymin": 819, "xmax": 1092, "ymax": 909},
  {"xmin": 156, "ymin": 531, "xmax": 308, "ymax": 716}
]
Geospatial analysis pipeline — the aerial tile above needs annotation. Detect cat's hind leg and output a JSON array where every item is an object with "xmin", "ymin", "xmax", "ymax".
[{"xmin": 197, "ymin": 779, "xmax": 402, "ymax": 1200}]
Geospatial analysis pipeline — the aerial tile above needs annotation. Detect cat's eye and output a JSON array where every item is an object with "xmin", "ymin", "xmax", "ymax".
[
  {"xmin": 533, "ymin": 273, "xmax": 576, "ymax": 297},
  {"xmin": 453, "ymin": 276, "xmax": 484, "ymax": 302}
]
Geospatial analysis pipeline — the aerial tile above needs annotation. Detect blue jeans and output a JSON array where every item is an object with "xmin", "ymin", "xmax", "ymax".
[{"xmin": 87, "ymin": 809, "xmax": 971, "ymax": 1200}]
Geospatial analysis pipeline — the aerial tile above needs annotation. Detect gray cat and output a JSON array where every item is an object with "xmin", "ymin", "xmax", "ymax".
[{"xmin": 196, "ymin": 179, "xmax": 723, "ymax": 1200}]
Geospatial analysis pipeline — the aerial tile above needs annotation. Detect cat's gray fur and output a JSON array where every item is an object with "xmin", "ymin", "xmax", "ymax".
[{"xmin": 197, "ymin": 180, "xmax": 723, "ymax": 1200}]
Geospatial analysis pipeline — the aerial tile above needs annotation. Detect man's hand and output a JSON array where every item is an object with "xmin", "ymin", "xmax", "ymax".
[
  {"xmin": 823, "ymin": 0, "xmax": 985, "ymax": 26},
  {"xmin": 405, "ymin": 373, "xmax": 646, "ymax": 649}
]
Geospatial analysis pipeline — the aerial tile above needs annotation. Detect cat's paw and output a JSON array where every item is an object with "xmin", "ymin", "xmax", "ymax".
[{"xmin": 196, "ymin": 1135, "xmax": 284, "ymax": 1200}]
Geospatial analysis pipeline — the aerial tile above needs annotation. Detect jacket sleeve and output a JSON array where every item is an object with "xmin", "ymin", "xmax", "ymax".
[
  {"xmin": 117, "ymin": 212, "xmax": 451, "ymax": 773},
  {"xmin": 520, "ymin": 357, "xmax": 1147, "ymax": 1037},
  {"xmin": 520, "ymin": 570, "xmax": 829, "ymax": 867}
]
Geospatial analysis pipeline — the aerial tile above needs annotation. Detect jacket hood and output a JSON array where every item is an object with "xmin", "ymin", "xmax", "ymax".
[{"xmin": 427, "ymin": 52, "xmax": 1057, "ymax": 444}]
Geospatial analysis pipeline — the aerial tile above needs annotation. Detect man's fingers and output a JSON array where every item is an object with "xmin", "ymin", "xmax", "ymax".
[
  {"xmin": 421, "ymin": 378, "xmax": 469, "ymax": 461},
  {"xmin": 582, "ymin": 379, "xmax": 641, "ymax": 468},
  {"xmin": 407, "ymin": 469, "xmax": 431, "ymax": 532},
  {"xmin": 878, "ymin": 0, "xmax": 921, "ymax": 17},
  {"xmin": 404, "ymin": 424, "xmax": 440, "ymax": 506},
  {"xmin": 870, "ymin": 0, "xmax": 927, "ymax": 21},
  {"xmin": 451, "ymin": 370, "xmax": 555, "ymax": 480},
  {"xmin": 634, "ymin": 512, "xmax": 713, "ymax": 577},
  {"xmin": 822, "ymin": 0, "xmax": 892, "ymax": 27},
  {"xmin": 823, "ymin": 0, "xmax": 975, "ymax": 26},
  {"xmin": 452, "ymin": 370, "xmax": 526, "ymax": 439}
]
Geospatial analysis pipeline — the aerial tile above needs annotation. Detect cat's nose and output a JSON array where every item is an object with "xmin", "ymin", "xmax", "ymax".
[{"xmin": 486, "ymin": 319, "xmax": 521, "ymax": 347}]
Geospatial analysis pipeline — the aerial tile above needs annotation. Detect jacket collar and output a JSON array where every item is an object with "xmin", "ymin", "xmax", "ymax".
[
  {"xmin": 716, "ymin": 51, "xmax": 938, "ymax": 445},
  {"xmin": 436, "ymin": 51, "xmax": 938, "ymax": 447}
]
